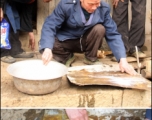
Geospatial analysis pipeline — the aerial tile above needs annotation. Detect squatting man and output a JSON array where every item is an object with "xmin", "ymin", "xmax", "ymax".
[{"xmin": 39, "ymin": 0, "xmax": 137, "ymax": 75}]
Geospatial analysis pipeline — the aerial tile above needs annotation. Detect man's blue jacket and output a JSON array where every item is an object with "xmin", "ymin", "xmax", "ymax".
[{"xmin": 39, "ymin": 0, "xmax": 126, "ymax": 62}]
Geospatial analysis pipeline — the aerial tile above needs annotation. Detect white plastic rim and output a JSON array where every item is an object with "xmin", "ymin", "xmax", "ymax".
[{"xmin": 7, "ymin": 60, "xmax": 68, "ymax": 80}]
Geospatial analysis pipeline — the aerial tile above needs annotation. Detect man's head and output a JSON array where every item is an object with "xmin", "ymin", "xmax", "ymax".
[{"xmin": 80, "ymin": 0, "xmax": 100, "ymax": 13}]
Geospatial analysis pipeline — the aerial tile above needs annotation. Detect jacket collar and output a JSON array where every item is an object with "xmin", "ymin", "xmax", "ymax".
[
  {"xmin": 65, "ymin": 0, "xmax": 103, "ymax": 26},
  {"xmin": 73, "ymin": 0, "xmax": 84, "ymax": 26}
]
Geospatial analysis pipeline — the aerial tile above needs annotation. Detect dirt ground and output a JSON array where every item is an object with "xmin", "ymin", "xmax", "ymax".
[{"xmin": 1, "ymin": 52, "xmax": 151, "ymax": 108}]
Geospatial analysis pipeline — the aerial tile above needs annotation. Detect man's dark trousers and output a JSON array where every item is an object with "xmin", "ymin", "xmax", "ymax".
[{"xmin": 52, "ymin": 24, "xmax": 105, "ymax": 64}]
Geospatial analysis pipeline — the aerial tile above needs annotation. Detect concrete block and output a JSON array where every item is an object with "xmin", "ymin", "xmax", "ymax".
[{"xmin": 122, "ymin": 89, "xmax": 151, "ymax": 107}]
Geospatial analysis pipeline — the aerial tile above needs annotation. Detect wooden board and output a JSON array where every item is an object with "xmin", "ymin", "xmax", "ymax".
[{"xmin": 67, "ymin": 65, "xmax": 151, "ymax": 90}]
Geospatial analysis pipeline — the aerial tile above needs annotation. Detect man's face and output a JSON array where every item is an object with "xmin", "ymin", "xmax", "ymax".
[{"xmin": 80, "ymin": 0, "xmax": 100, "ymax": 13}]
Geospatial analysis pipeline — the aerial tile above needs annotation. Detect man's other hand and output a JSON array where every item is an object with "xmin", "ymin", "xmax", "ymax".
[
  {"xmin": 28, "ymin": 32, "xmax": 35, "ymax": 51},
  {"xmin": 42, "ymin": 48, "xmax": 52, "ymax": 65},
  {"xmin": 66, "ymin": 109, "xmax": 89, "ymax": 120},
  {"xmin": 119, "ymin": 58, "xmax": 137, "ymax": 75}
]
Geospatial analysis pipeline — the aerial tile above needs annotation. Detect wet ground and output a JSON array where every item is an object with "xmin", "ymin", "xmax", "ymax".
[{"xmin": 1, "ymin": 109, "xmax": 147, "ymax": 120}]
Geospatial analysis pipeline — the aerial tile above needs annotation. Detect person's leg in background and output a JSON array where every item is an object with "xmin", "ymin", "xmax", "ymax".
[
  {"xmin": 128, "ymin": 0, "xmax": 146, "ymax": 58},
  {"xmin": 17, "ymin": 2, "xmax": 33, "ymax": 32},
  {"xmin": 1, "ymin": 2, "xmax": 34, "ymax": 63},
  {"xmin": 15, "ymin": 2, "xmax": 35, "ymax": 52},
  {"xmin": 1, "ymin": 15, "xmax": 24, "ymax": 63},
  {"xmin": 1, "ymin": 15, "xmax": 34, "ymax": 63},
  {"xmin": 112, "ymin": 0, "xmax": 130, "ymax": 52}
]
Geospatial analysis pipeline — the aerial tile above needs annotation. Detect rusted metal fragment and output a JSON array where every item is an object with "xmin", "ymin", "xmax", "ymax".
[
  {"xmin": 43, "ymin": 115, "xmax": 62, "ymax": 120},
  {"xmin": 67, "ymin": 66, "xmax": 151, "ymax": 90},
  {"xmin": 23, "ymin": 109, "xmax": 45, "ymax": 120}
]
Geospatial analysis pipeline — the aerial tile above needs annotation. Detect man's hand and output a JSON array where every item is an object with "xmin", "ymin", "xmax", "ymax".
[
  {"xmin": 43, "ymin": 0, "xmax": 52, "ymax": 3},
  {"xmin": 66, "ymin": 109, "xmax": 88, "ymax": 120},
  {"xmin": 28, "ymin": 32, "xmax": 35, "ymax": 51},
  {"xmin": 0, "ymin": 8, "xmax": 3, "ymax": 21},
  {"xmin": 42, "ymin": 48, "xmax": 53, "ymax": 65},
  {"xmin": 112, "ymin": 0, "xmax": 124, "ymax": 8},
  {"xmin": 119, "ymin": 58, "xmax": 137, "ymax": 75}
]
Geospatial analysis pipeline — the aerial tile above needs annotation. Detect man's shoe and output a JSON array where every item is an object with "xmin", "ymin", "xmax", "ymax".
[
  {"xmin": 65, "ymin": 55, "xmax": 76, "ymax": 67},
  {"xmin": 1, "ymin": 56, "xmax": 16, "ymax": 63},
  {"xmin": 111, "ymin": 56, "xmax": 117, "ymax": 62},
  {"xmin": 130, "ymin": 51, "xmax": 146, "ymax": 58},
  {"xmin": 13, "ymin": 52, "xmax": 34, "ymax": 58},
  {"xmin": 83, "ymin": 57, "xmax": 99, "ymax": 65}
]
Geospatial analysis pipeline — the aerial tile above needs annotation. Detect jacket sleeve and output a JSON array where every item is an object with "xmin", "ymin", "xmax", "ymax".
[
  {"xmin": 102, "ymin": 5, "xmax": 126, "ymax": 62},
  {"xmin": 39, "ymin": 0, "xmax": 65, "ymax": 52}
]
